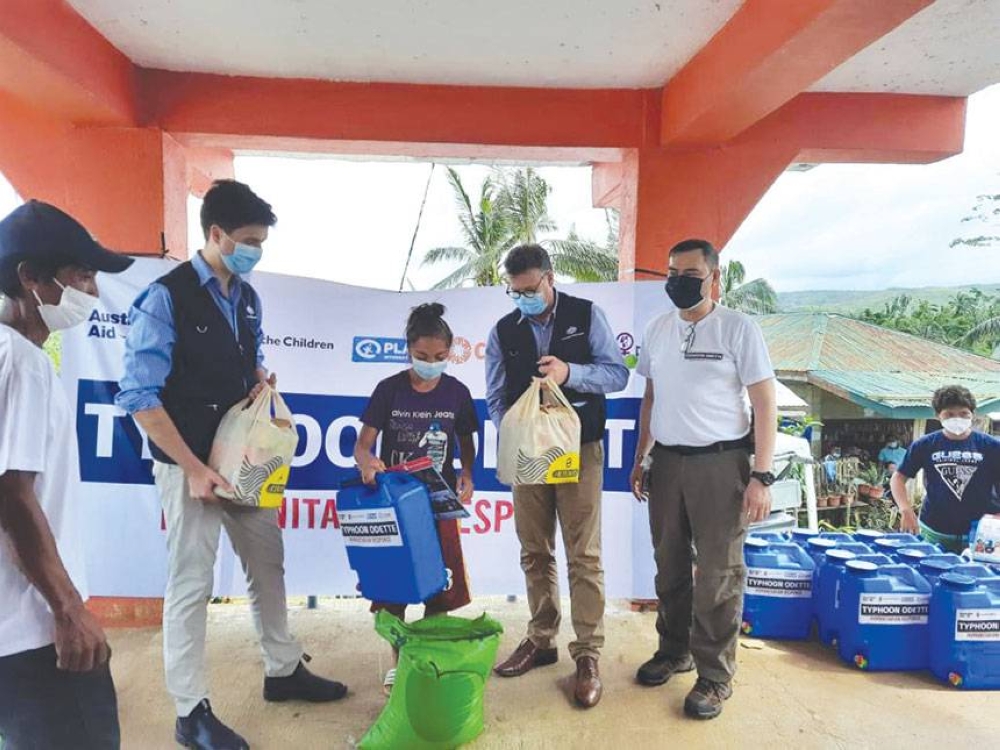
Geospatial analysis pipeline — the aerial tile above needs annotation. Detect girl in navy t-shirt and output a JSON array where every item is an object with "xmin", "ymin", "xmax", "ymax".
[
  {"xmin": 891, "ymin": 385, "xmax": 1000, "ymax": 552},
  {"xmin": 352, "ymin": 303, "xmax": 478, "ymax": 692}
]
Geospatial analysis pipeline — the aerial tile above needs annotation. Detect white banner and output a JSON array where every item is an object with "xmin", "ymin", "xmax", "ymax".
[{"xmin": 63, "ymin": 259, "xmax": 672, "ymax": 599}]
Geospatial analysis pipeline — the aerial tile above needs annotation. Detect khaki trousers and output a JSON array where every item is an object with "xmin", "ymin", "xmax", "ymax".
[
  {"xmin": 647, "ymin": 445, "xmax": 750, "ymax": 683},
  {"xmin": 154, "ymin": 461, "xmax": 303, "ymax": 717},
  {"xmin": 512, "ymin": 440, "xmax": 605, "ymax": 660}
]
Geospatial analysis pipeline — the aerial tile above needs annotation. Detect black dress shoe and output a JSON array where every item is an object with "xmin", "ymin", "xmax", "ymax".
[
  {"xmin": 263, "ymin": 661, "xmax": 348, "ymax": 702},
  {"xmin": 175, "ymin": 700, "xmax": 249, "ymax": 750}
]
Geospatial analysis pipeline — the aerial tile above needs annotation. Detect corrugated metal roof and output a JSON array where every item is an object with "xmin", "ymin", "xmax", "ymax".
[
  {"xmin": 759, "ymin": 314, "xmax": 1000, "ymax": 416},
  {"xmin": 759, "ymin": 314, "xmax": 1000, "ymax": 375}
]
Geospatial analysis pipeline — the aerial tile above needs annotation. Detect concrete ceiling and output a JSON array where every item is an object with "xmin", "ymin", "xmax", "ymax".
[
  {"xmin": 812, "ymin": 0, "xmax": 1000, "ymax": 96},
  {"xmin": 67, "ymin": 0, "xmax": 742, "ymax": 88}
]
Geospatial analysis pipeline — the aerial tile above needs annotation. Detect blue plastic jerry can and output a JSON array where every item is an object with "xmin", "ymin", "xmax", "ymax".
[
  {"xmin": 336, "ymin": 472, "xmax": 447, "ymax": 604},
  {"xmin": 929, "ymin": 572, "xmax": 1000, "ymax": 689},
  {"xmin": 838, "ymin": 560, "xmax": 931, "ymax": 671}
]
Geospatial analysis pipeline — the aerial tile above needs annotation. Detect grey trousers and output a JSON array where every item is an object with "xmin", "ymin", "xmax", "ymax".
[
  {"xmin": 647, "ymin": 445, "xmax": 750, "ymax": 683},
  {"xmin": 154, "ymin": 461, "xmax": 303, "ymax": 716}
]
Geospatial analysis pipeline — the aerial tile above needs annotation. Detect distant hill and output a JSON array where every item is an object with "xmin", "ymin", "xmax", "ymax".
[{"xmin": 777, "ymin": 284, "xmax": 1000, "ymax": 314}]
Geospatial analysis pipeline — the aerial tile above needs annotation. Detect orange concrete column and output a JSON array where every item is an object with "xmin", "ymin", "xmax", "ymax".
[
  {"xmin": 614, "ymin": 140, "xmax": 797, "ymax": 279},
  {"xmin": 0, "ymin": 93, "xmax": 190, "ymax": 257}
]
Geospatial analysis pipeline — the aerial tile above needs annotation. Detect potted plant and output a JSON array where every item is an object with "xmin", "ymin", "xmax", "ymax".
[
  {"xmin": 856, "ymin": 465, "xmax": 885, "ymax": 500},
  {"xmin": 829, "ymin": 483, "xmax": 844, "ymax": 507}
]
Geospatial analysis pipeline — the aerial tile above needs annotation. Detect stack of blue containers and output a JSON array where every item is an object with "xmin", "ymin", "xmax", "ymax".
[{"xmin": 742, "ymin": 528, "xmax": 1000, "ymax": 689}]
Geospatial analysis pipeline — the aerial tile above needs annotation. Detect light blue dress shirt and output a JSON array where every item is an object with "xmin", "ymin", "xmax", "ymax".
[
  {"xmin": 115, "ymin": 253, "xmax": 264, "ymax": 415},
  {"xmin": 485, "ymin": 291, "xmax": 629, "ymax": 428}
]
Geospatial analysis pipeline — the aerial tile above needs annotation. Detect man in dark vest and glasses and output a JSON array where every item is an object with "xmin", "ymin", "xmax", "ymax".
[
  {"xmin": 485, "ymin": 244, "xmax": 628, "ymax": 708},
  {"xmin": 117, "ymin": 180, "xmax": 346, "ymax": 750}
]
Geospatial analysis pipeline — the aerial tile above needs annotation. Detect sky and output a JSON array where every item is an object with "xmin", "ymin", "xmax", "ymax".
[{"xmin": 2, "ymin": 84, "xmax": 998, "ymax": 294}]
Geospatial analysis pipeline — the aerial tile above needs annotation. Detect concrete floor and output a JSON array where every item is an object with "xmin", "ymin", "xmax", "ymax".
[{"xmin": 108, "ymin": 597, "xmax": 997, "ymax": 749}]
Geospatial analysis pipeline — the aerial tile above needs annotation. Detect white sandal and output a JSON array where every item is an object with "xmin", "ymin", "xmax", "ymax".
[{"xmin": 382, "ymin": 668, "xmax": 397, "ymax": 696}]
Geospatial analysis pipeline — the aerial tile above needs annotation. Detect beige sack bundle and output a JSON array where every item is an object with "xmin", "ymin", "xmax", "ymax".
[
  {"xmin": 209, "ymin": 385, "xmax": 298, "ymax": 507},
  {"xmin": 498, "ymin": 377, "xmax": 581, "ymax": 486}
]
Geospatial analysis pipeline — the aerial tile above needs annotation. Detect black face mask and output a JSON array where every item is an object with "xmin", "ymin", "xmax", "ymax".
[{"xmin": 665, "ymin": 275, "xmax": 707, "ymax": 310}]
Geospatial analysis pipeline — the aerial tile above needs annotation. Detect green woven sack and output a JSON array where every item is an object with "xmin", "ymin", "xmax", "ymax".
[{"xmin": 360, "ymin": 611, "xmax": 504, "ymax": 749}]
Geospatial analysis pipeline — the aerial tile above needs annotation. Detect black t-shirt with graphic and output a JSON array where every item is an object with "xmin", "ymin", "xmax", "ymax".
[
  {"xmin": 361, "ymin": 371, "xmax": 478, "ymax": 488},
  {"xmin": 898, "ymin": 430, "xmax": 1000, "ymax": 535}
]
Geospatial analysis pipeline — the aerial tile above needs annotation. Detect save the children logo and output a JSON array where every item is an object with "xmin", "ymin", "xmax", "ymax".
[{"xmin": 351, "ymin": 336, "xmax": 409, "ymax": 363}]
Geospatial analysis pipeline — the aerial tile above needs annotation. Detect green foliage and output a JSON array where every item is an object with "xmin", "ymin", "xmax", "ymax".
[
  {"xmin": 424, "ymin": 168, "xmax": 620, "ymax": 287},
  {"xmin": 855, "ymin": 287, "xmax": 1000, "ymax": 357},
  {"xmin": 546, "ymin": 210, "xmax": 620, "ymax": 283},
  {"xmin": 950, "ymin": 187, "xmax": 1000, "ymax": 249},
  {"xmin": 720, "ymin": 260, "xmax": 778, "ymax": 314},
  {"xmin": 778, "ymin": 414, "xmax": 823, "ymax": 437}
]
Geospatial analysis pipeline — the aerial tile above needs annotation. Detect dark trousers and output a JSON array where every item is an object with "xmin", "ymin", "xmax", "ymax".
[
  {"xmin": 0, "ymin": 645, "xmax": 120, "ymax": 750},
  {"xmin": 647, "ymin": 445, "xmax": 750, "ymax": 683}
]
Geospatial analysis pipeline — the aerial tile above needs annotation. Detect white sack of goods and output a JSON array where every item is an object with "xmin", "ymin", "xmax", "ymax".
[
  {"xmin": 497, "ymin": 377, "xmax": 581, "ymax": 486},
  {"xmin": 209, "ymin": 385, "xmax": 299, "ymax": 507}
]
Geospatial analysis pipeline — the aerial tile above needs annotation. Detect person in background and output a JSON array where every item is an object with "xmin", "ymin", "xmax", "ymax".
[
  {"xmin": 0, "ymin": 201, "xmax": 133, "ymax": 749},
  {"xmin": 891, "ymin": 385, "xmax": 1000, "ymax": 553},
  {"xmin": 486, "ymin": 244, "xmax": 629, "ymax": 709},
  {"xmin": 878, "ymin": 438, "xmax": 907, "ymax": 469},
  {"xmin": 630, "ymin": 238, "xmax": 777, "ymax": 721},
  {"xmin": 353, "ymin": 303, "xmax": 477, "ymax": 694},
  {"xmin": 823, "ymin": 447, "xmax": 841, "ymax": 484},
  {"xmin": 883, "ymin": 462, "xmax": 898, "ymax": 503},
  {"xmin": 116, "ymin": 180, "xmax": 346, "ymax": 750}
]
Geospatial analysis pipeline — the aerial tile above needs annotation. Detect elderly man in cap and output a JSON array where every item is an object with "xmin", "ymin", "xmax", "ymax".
[{"xmin": 0, "ymin": 201, "xmax": 133, "ymax": 749}]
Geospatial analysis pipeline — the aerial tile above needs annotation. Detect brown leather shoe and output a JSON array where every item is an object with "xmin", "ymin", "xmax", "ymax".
[
  {"xmin": 494, "ymin": 638, "xmax": 558, "ymax": 677},
  {"xmin": 574, "ymin": 656, "xmax": 602, "ymax": 708}
]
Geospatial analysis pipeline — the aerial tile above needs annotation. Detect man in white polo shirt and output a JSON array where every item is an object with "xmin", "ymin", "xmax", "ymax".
[
  {"xmin": 630, "ymin": 238, "xmax": 777, "ymax": 720},
  {"xmin": 0, "ymin": 201, "xmax": 133, "ymax": 749}
]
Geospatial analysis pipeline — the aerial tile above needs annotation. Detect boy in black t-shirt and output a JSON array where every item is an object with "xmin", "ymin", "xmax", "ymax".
[{"xmin": 890, "ymin": 385, "xmax": 1000, "ymax": 552}]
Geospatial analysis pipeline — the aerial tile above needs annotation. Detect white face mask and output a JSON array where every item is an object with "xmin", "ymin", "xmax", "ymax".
[
  {"xmin": 32, "ymin": 280, "xmax": 97, "ymax": 332},
  {"xmin": 942, "ymin": 417, "xmax": 973, "ymax": 436}
]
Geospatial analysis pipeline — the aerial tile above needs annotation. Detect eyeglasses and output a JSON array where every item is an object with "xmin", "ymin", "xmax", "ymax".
[
  {"xmin": 681, "ymin": 323, "xmax": 697, "ymax": 354},
  {"xmin": 505, "ymin": 278, "xmax": 548, "ymax": 300}
]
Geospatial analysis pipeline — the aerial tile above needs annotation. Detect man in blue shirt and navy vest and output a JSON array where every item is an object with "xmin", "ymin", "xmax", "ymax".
[
  {"xmin": 116, "ymin": 181, "xmax": 346, "ymax": 750},
  {"xmin": 486, "ymin": 244, "xmax": 629, "ymax": 709}
]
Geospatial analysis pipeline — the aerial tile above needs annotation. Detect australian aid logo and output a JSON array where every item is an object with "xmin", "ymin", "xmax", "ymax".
[{"xmin": 87, "ymin": 308, "xmax": 131, "ymax": 340}]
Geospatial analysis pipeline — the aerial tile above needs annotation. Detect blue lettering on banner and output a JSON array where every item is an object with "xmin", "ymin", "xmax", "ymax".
[
  {"xmin": 76, "ymin": 379, "xmax": 641, "ymax": 493},
  {"xmin": 351, "ymin": 336, "xmax": 410, "ymax": 363}
]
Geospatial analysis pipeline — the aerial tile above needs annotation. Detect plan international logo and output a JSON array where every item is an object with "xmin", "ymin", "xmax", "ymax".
[{"xmin": 352, "ymin": 336, "xmax": 409, "ymax": 363}]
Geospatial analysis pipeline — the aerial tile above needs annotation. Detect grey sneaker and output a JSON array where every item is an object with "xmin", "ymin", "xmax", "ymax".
[
  {"xmin": 635, "ymin": 651, "xmax": 695, "ymax": 686},
  {"xmin": 683, "ymin": 677, "xmax": 733, "ymax": 720}
]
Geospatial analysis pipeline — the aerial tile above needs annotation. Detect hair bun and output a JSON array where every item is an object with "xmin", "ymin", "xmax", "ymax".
[{"xmin": 410, "ymin": 302, "xmax": 445, "ymax": 320}]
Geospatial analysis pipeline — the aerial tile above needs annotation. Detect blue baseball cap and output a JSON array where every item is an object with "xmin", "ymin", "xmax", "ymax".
[{"xmin": 0, "ymin": 201, "xmax": 134, "ymax": 281}]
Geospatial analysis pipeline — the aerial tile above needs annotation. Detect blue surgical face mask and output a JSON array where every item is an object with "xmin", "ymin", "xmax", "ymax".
[
  {"xmin": 412, "ymin": 359, "xmax": 448, "ymax": 381},
  {"xmin": 514, "ymin": 294, "xmax": 548, "ymax": 316},
  {"xmin": 221, "ymin": 236, "xmax": 263, "ymax": 275}
]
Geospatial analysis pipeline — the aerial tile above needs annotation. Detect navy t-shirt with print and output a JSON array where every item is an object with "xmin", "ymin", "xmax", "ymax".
[
  {"xmin": 361, "ymin": 371, "xmax": 478, "ymax": 488},
  {"xmin": 897, "ymin": 430, "xmax": 1000, "ymax": 535}
]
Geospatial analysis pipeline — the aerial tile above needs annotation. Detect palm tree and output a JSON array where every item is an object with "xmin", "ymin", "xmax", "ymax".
[
  {"xmin": 422, "ymin": 167, "xmax": 519, "ymax": 289},
  {"xmin": 545, "ymin": 209, "xmax": 620, "ymax": 282},
  {"xmin": 495, "ymin": 167, "xmax": 556, "ymax": 244},
  {"xmin": 719, "ymin": 260, "xmax": 778, "ymax": 314}
]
